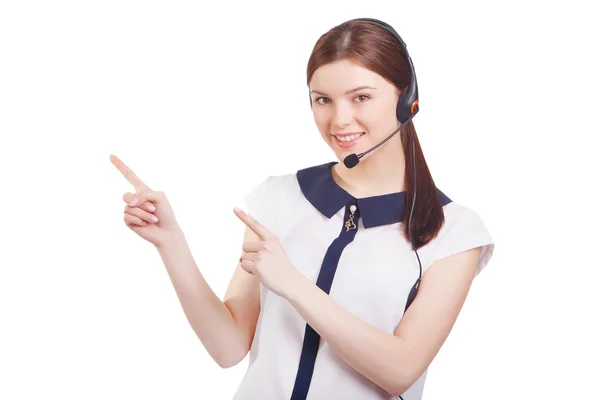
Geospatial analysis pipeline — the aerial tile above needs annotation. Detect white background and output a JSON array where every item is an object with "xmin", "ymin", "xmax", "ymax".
[{"xmin": 1, "ymin": 1, "xmax": 598, "ymax": 399}]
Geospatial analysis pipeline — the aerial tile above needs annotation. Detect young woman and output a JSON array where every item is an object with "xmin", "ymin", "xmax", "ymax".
[{"xmin": 112, "ymin": 17, "xmax": 495, "ymax": 400}]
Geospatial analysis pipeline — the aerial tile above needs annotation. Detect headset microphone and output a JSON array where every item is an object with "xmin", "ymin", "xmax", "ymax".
[{"xmin": 343, "ymin": 115, "xmax": 414, "ymax": 169}]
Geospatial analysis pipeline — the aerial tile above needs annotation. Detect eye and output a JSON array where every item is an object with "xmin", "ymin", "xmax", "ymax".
[{"xmin": 313, "ymin": 95, "xmax": 370, "ymax": 105}]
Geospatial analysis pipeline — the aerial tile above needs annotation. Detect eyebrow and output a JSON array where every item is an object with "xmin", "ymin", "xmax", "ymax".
[{"xmin": 310, "ymin": 85, "xmax": 378, "ymax": 96}]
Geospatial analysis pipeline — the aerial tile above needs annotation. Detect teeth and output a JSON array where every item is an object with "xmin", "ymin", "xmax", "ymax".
[{"xmin": 335, "ymin": 133, "xmax": 364, "ymax": 142}]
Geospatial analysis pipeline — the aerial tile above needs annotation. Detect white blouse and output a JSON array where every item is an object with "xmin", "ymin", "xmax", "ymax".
[{"xmin": 232, "ymin": 161, "xmax": 495, "ymax": 400}]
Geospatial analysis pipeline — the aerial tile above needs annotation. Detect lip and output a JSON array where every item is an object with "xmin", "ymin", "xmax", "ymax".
[
  {"xmin": 332, "ymin": 132, "xmax": 365, "ymax": 149},
  {"xmin": 332, "ymin": 131, "xmax": 365, "ymax": 137}
]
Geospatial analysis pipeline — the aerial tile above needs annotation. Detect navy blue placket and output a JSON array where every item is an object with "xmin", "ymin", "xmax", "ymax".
[{"xmin": 290, "ymin": 199, "xmax": 360, "ymax": 400}]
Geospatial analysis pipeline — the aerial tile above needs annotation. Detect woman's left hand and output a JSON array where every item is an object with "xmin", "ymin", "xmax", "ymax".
[{"xmin": 233, "ymin": 207, "xmax": 302, "ymax": 299}]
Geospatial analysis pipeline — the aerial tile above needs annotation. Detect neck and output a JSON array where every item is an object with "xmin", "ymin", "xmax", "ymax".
[{"xmin": 333, "ymin": 134, "xmax": 407, "ymax": 198}]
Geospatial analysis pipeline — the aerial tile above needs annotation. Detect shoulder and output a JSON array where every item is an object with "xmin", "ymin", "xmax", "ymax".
[
  {"xmin": 251, "ymin": 161, "xmax": 331, "ymax": 204},
  {"xmin": 244, "ymin": 170, "xmax": 299, "ymax": 199},
  {"xmin": 242, "ymin": 170, "xmax": 304, "ymax": 233},
  {"xmin": 440, "ymin": 201, "xmax": 486, "ymax": 232},
  {"xmin": 256, "ymin": 171, "xmax": 303, "ymax": 201},
  {"xmin": 426, "ymin": 201, "xmax": 495, "ymax": 278}
]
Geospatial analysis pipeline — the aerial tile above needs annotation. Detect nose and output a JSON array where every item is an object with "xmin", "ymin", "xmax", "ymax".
[{"xmin": 332, "ymin": 102, "xmax": 354, "ymax": 128}]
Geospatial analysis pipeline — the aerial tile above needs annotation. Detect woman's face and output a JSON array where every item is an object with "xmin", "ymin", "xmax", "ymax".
[{"xmin": 309, "ymin": 59, "xmax": 401, "ymax": 161}]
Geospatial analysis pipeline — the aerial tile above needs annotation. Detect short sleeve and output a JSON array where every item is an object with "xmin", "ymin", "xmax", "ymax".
[
  {"xmin": 429, "ymin": 206, "xmax": 495, "ymax": 278},
  {"xmin": 242, "ymin": 176, "xmax": 272, "ymax": 226}
]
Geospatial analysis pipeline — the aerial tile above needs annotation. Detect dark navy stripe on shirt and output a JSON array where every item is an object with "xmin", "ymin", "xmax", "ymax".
[{"xmin": 290, "ymin": 200, "xmax": 360, "ymax": 400}]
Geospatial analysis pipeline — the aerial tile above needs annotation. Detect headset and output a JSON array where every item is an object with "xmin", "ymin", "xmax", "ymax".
[{"xmin": 308, "ymin": 16, "xmax": 422, "ymax": 324}]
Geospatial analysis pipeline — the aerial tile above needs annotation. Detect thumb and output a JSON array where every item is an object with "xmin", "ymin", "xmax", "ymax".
[{"xmin": 128, "ymin": 189, "xmax": 165, "ymax": 206}]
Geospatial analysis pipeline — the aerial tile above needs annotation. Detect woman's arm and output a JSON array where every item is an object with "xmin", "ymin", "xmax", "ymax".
[
  {"xmin": 156, "ymin": 229, "xmax": 258, "ymax": 369},
  {"xmin": 284, "ymin": 247, "xmax": 482, "ymax": 396}
]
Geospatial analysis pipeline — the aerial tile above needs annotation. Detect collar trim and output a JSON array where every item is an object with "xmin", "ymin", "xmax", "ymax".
[{"xmin": 297, "ymin": 161, "xmax": 452, "ymax": 228}]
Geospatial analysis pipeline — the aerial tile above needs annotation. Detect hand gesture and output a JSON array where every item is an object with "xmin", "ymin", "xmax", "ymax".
[
  {"xmin": 110, "ymin": 154, "xmax": 181, "ymax": 247},
  {"xmin": 234, "ymin": 207, "xmax": 302, "ymax": 299}
]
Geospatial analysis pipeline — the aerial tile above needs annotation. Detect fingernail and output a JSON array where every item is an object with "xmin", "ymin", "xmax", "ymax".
[
  {"xmin": 150, "ymin": 215, "xmax": 159, "ymax": 222},
  {"xmin": 129, "ymin": 198, "xmax": 139, "ymax": 206},
  {"xmin": 148, "ymin": 204, "xmax": 156, "ymax": 212}
]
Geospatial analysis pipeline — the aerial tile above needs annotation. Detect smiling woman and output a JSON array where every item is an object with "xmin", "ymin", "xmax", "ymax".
[
  {"xmin": 226, "ymin": 17, "xmax": 495, "ymax": 400},
  {"xmin": 113, "ymin": 17, "xmax": 495, "ymax": 400}
]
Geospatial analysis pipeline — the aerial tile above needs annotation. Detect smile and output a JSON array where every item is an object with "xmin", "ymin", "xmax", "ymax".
[{"xmin": 332, "ymin": 132, "xmax": 365, "ymax": 148}]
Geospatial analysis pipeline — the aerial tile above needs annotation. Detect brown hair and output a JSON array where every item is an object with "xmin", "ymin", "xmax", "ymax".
[{"xmin": 306, "ymin": 20, "xmax": 444, "ymax": 250}]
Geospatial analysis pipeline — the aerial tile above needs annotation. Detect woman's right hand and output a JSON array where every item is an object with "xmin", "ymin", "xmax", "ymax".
[{"xmin": 110, "ymin": 154, "xmax": 182, "ymax": 247}]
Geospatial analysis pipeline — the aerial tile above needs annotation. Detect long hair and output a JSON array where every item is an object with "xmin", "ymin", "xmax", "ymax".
[{"xmin": 306, "ymin": 20, "xmax": 444, "ymax": 249}]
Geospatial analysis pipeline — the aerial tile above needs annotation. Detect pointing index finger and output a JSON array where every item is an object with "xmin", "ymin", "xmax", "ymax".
[
  {"xmin": 234, "ymin": 207, "xmax": 272, "ymax": 241},
  {"xmin": 110, "ymin": 154, "xmax": 148, "ymax": 191}
]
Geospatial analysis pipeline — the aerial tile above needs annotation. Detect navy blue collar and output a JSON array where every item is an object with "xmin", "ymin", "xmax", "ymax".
[{"xmin": 297, "ymin": 161, "xmax": 452, "ymax": 228}]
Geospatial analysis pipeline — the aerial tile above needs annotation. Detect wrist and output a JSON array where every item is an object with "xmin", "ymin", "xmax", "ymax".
[
  {"xmin": 155, "ymin": 228, "xmax": 186, "ymax": 252},
  {"xmin": 282, "ymin": 271, "xmax": 310, "ymax": 302}
]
